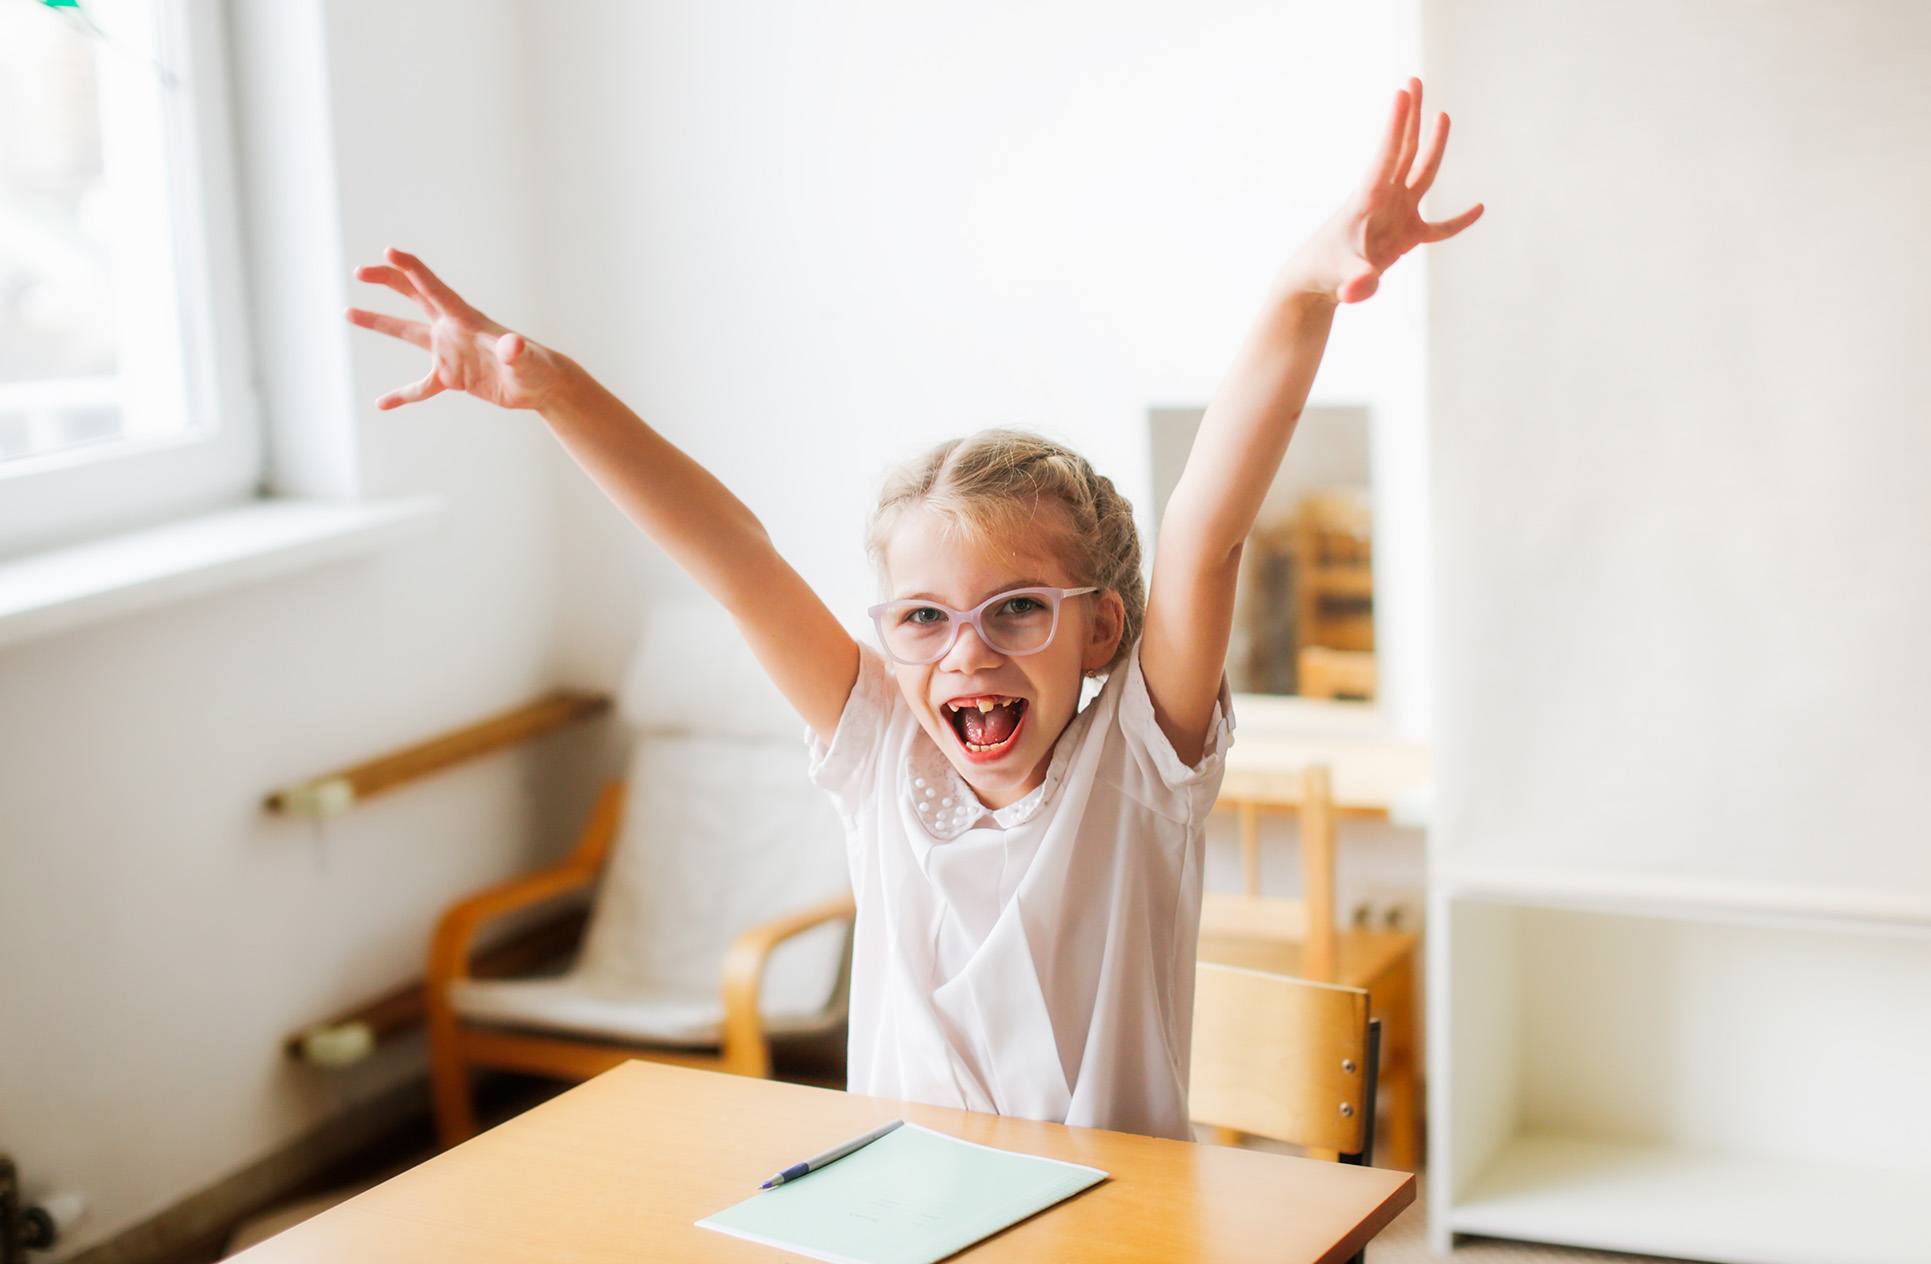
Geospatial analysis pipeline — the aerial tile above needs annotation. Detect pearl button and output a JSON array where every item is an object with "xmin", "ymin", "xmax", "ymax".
[
  {"xmin": 918, "ymin": 802, "xmax": 929, "ymax": 812},
  {"xmin": 914, "ymin": 778, "xmax": 926, "ymax": 787},
  {"xmin": 924, "ymin": 788, "xmax": 936, "ymax": 798},
  {"xmin": 941, "ymin": 797, "xmax": 952, "ymax": 807}
]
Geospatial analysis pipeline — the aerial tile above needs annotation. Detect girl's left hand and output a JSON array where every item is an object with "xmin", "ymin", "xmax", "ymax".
[{"xmin": 1299, "ymin": 77, "xmax": 1484, "ymax": 304}]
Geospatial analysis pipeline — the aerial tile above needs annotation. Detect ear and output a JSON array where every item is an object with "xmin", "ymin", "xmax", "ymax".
[{"xmin": 1081, "ymin": 590, "xmax": 1127, "ymax": 674}]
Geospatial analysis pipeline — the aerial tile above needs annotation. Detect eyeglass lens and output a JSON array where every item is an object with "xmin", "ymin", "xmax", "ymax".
[{"xmin": 881, "ymin": 592, "xmax": 1060, "ymax": 661}]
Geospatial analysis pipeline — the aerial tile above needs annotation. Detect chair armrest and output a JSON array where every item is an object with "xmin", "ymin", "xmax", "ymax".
[
  {"xmin": 426, "ymin": 781, "xmax": 625, "ymax": 990},
  {"xmin": 718, "ymin": 890, "xmax": 859, "ymax": 1077}
]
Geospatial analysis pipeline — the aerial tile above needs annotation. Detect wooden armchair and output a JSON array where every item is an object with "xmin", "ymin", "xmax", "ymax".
[
  {"xmin": 425, "ymin": 782, "xmax": 854, "ymax": 1146},
  {"xmin": 425, "ymin": 603, "xmax": 856, "ymax": 1148}
]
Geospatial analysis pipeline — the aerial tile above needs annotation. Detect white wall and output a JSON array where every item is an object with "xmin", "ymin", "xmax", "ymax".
[
  {"xmin": 1425, "ymin": 0, "xmax": 1931, "ymax": 903},
  {"xmin": 524, "ymin": 0, "xmax": 1436, "ymax": 734},
  {"xmin": 0, "ymin": 3, "xmax": 568, "ymax": 1257}
]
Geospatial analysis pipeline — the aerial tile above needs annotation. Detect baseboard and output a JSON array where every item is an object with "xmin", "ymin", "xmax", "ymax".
[{"xmin": 58, "ymin": 1078, "xmax": 431, "ymax": 1264}]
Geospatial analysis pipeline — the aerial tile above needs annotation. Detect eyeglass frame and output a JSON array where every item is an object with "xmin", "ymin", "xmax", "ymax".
[{"xmin": 866, "ymin": 586, "xmax": 1100, "ymax": 666}]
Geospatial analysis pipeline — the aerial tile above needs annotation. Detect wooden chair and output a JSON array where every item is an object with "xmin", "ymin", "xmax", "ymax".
[
  {"xmin": 1191, "ymin": 963, "xmax": 1382, "ymax": 1263},
  {"xmin": 1201, "ymin": 765, "xmax": 1421, "ymax": 1168},
  {"xmin": 424, "ymin": 604, "xmax": 856, "ymax": 1148},
  {"xmin": 1297, "ymin": 646, "xmax": 1378, "ymax": 702}
]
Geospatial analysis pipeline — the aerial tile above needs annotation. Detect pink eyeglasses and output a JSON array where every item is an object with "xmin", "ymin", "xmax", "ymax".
[{"xmin": 867, "ymin": 586, "xmax": 1098, "ymax": 665}]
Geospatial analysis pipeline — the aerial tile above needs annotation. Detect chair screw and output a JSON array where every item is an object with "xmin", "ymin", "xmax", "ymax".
[
  {"xmin": 1339, "ymin": 1102, "xmax": 1355, "ymax": 1117},
  {"xmin": 1342, "ymin": 1059, "xmax": 1356, "ymax": 1073}
]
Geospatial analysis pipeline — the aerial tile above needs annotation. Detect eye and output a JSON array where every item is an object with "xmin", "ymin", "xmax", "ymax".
[
  {"xmin": 996, "ymin": 595, "xmax": 1045, "ymax": 616},
  {"xmin": 900, "ymin": 605, "xmax": 948, "ymax": 627}
]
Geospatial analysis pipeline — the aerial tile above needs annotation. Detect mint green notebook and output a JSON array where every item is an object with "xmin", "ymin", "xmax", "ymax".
[{"xmin": 696, "ymin": 1123, "xmax": 1106, "ymax": 1264}]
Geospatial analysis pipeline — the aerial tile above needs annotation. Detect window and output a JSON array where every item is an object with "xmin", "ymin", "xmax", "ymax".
[{"xmin": 0, "ymin": 0, "xmax": 258, "ymax": 555}]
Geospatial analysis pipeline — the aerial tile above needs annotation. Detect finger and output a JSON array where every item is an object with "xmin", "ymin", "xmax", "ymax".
[
  {"xmin": 353, "ymin": 263, "xmax": 424, "ymax": 304},
  {"xmin": 496, "ymin": 331, "xmax": 525, "ymax": 364},
  {"xmin": 384, "ymin": 247, "xmax": 473, "ymax": 319},
  {"xmin": 375, "ymin": 369, "xmax": 446, "ymax": 410},
  {"xmin": 1422, "ymin": 202, "xmax": 1485, "ymax": 243},
  {"xmin": 1394, "ymin": 77, "xmax": 1423, "ymax": 183},
  {"xmin": 1408, "ymin": 111, "xmax": 1451, "ymax": 196},
  {"xmin": 1361, "ymin": 88, "xmax": 1412, "ymax": 193},
  {"xmin": 344, "ymin": 305, "xmax": 431, "ymax": 349}
]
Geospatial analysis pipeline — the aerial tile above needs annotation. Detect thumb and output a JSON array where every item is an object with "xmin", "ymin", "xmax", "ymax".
[
  {"xmin": 497, "ymin": 331, "xmax": 525, "ymax": 363},
  {"xmin": 1337, "ymin": 269, "xmax": 1381, "ymax": 305}
]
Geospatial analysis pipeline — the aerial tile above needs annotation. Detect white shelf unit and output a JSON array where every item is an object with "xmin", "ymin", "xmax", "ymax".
[{"xmin": 1428, "ymin": 883, "xmax": 1931, "ymax": 1264}]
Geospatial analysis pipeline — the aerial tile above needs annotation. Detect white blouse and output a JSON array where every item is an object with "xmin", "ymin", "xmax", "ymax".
[{"xmin": 808, "ymin": 643, "xmax": 1232, "ymax": 1140}]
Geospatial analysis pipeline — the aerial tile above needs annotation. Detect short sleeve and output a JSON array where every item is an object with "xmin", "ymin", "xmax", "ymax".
[
  {"xmin": 1113, "ymin": 642, "xmax": 1235, "ymax": 793},
  {"xmin": 805, "ymin": 642, "xmax": 897, "ymax": 812}
]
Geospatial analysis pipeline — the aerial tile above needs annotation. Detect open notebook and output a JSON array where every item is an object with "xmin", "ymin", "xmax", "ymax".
[{"xmin": 697, "ymin": 1123, "xmax": 1106, "ymax": 1264}]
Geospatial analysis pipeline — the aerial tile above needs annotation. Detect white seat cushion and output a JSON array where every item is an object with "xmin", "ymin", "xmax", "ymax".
[{"xmin": 447, "ymin": 974, "xmax": 835, "ymax": 1046}]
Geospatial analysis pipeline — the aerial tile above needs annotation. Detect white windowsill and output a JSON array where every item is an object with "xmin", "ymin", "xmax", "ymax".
[{"xmin": 0, "ymin": 496, "xmax": 442, "ymax": 651}]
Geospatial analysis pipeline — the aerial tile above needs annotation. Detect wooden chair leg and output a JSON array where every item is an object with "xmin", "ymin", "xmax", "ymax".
[
  {"xmin": 1372, "ymin": 958, "xmax": 1421, "ymax": 1169},
  {"xmin": 428, "ymin": 1020, "xmax": 479, "ymax": 1149},
  {"xmin": 1239, "ymin": 803, "xmax": 1261, "ymax": 897},
  {"xmin": 1381, "ymin": 1051, "xmax": 1419, "ymax": 1170}
]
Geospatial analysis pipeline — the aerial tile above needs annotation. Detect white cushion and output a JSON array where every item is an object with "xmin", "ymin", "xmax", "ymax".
[
  {"xmin": 563, "ymin": 731, "xmax": 851, "ymax": 1026},
  {"xmin": 618, "ymin": 602, "xmax": 801, "ymax": 739},
  {"xmin": 447, "ymin": 975, "xmax": 834, "ymax": 1045}
]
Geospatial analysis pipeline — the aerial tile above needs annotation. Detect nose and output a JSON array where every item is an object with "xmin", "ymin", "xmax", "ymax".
[{"xmin": 939, "ymin": 620, "xmax": 1004, "ymax": 673}]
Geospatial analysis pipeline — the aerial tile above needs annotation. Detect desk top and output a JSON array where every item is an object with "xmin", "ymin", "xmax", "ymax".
[
  {"xmin": 235, "ymin": 1062, "xmax": 1413, "ymax": 1264},
  {"xmin": 1225, "ymin": 693, "xmax": 1431, "ymax": 817}
]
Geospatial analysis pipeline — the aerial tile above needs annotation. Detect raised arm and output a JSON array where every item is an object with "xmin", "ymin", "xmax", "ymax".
[
  {"xmin": 1141, "ymin": 79, "xmax": 1482, "ymax": 761},
  {"xmin": 345, "ymin": 250, "xmax": 858, "ymax": 740}
]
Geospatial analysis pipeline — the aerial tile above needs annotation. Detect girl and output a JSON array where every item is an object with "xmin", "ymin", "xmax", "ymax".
[{"xmin": 348, "ymin": 79, "xmax": 1479, "ymax": 1140}]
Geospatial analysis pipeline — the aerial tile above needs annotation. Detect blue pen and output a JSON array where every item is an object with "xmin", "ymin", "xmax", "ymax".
[{"xmin": 761, "ymin": 1119, "xmax": 905, "ymax": 1188}]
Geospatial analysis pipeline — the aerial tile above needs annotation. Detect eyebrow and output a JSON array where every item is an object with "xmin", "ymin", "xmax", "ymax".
[{"xmin": 894, "ymin": 579, "xmax": 1057, "ymax": 605}]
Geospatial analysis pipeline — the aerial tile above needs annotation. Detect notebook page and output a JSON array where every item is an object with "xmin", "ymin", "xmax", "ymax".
[{"xmin": 697, "ymin": 1123, "xmax": 1106, "ymax": 1264}]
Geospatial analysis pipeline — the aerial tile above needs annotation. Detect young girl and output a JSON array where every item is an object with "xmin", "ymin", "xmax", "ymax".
[{"xmin": 348, "ymin": 80, "xmax": 1478, "ymax": 1141}]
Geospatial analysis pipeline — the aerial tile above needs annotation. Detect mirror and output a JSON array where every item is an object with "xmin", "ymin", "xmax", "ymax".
[{"xmin": 1148, "ymin": 404, "xmax": 1373, "ymax": 696}]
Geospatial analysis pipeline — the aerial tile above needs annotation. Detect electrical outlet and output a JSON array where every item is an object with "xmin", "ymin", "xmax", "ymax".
[{"xmin": 1351, "ymin": 888, "xmax": 1425, "ymax": 934}]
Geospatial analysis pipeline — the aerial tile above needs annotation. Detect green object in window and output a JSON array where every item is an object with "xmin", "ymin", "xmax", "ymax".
[{"xmin": 39, "ymin": 0, "xmax": 84, "ymax": 9}]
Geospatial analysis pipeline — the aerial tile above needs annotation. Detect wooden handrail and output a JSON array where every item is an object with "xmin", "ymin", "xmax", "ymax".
[{"xmin": 265, "ymin": 690, "xmax": 612, "ymax": 817}]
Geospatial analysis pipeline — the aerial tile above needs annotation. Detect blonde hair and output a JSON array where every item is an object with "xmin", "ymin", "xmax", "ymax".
[{"xmin": 868, "ymin": 429, "xmax": 1143, "ymax": 672}]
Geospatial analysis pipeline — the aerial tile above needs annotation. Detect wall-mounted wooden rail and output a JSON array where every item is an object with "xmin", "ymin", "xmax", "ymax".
[{"xmin": 265, "ymin": 690, "xmax": 612, "ymax": 818}]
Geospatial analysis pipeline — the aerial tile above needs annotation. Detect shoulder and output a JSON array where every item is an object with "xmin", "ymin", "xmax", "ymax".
[
  {"xmin": 806, "ymin": 643, "xmax": 911, "ymax": 801},
  {"xmin": 1094, "ymin": 640, "xmax": 1234, "ymax": 798}
]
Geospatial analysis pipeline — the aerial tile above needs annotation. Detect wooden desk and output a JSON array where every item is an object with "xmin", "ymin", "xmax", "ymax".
[{"xmin": 233, "ymin": 1062, "xmax": 1413, "ymax": 1264}]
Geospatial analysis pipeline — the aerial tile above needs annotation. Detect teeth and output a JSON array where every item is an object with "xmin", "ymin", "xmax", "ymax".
[{"xmin": 977, "ymin": 698, "xmax": 997, "ymax": 712}]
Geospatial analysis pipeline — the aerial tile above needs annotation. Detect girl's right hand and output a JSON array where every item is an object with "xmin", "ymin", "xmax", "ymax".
[{"xmin": 345, "ymin": 248, "xmax": 565, "ymax": 411}]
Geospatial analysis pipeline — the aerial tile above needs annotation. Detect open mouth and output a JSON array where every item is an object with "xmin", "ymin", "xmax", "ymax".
[{"xmin": 943, "ymin": 695, "xmax": 1028, "ymax": 758}]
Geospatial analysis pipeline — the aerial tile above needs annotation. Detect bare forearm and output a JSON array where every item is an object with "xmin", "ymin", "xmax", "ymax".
[{"xmin": 536, "ymin": 362, "xmax": 785, "ymax": 609}]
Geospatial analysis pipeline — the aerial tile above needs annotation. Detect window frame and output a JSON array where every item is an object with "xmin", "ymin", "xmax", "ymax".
[{"xmin": 0, "ymin": 0, "xmax": 261, "ymax": 559}]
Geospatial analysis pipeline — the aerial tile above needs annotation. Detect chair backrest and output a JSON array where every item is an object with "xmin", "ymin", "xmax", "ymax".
[
  {"xmin": 1190, "ymin": 962, "xmax": 1375, "ymax": 1159},
  {"xmin": 1220, "ymin": 764, "xmax": 1340, "ymax": 980},
  {"xmin": 572, "ymin": 603, "xmax": 851, "ymax": 1018}
]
